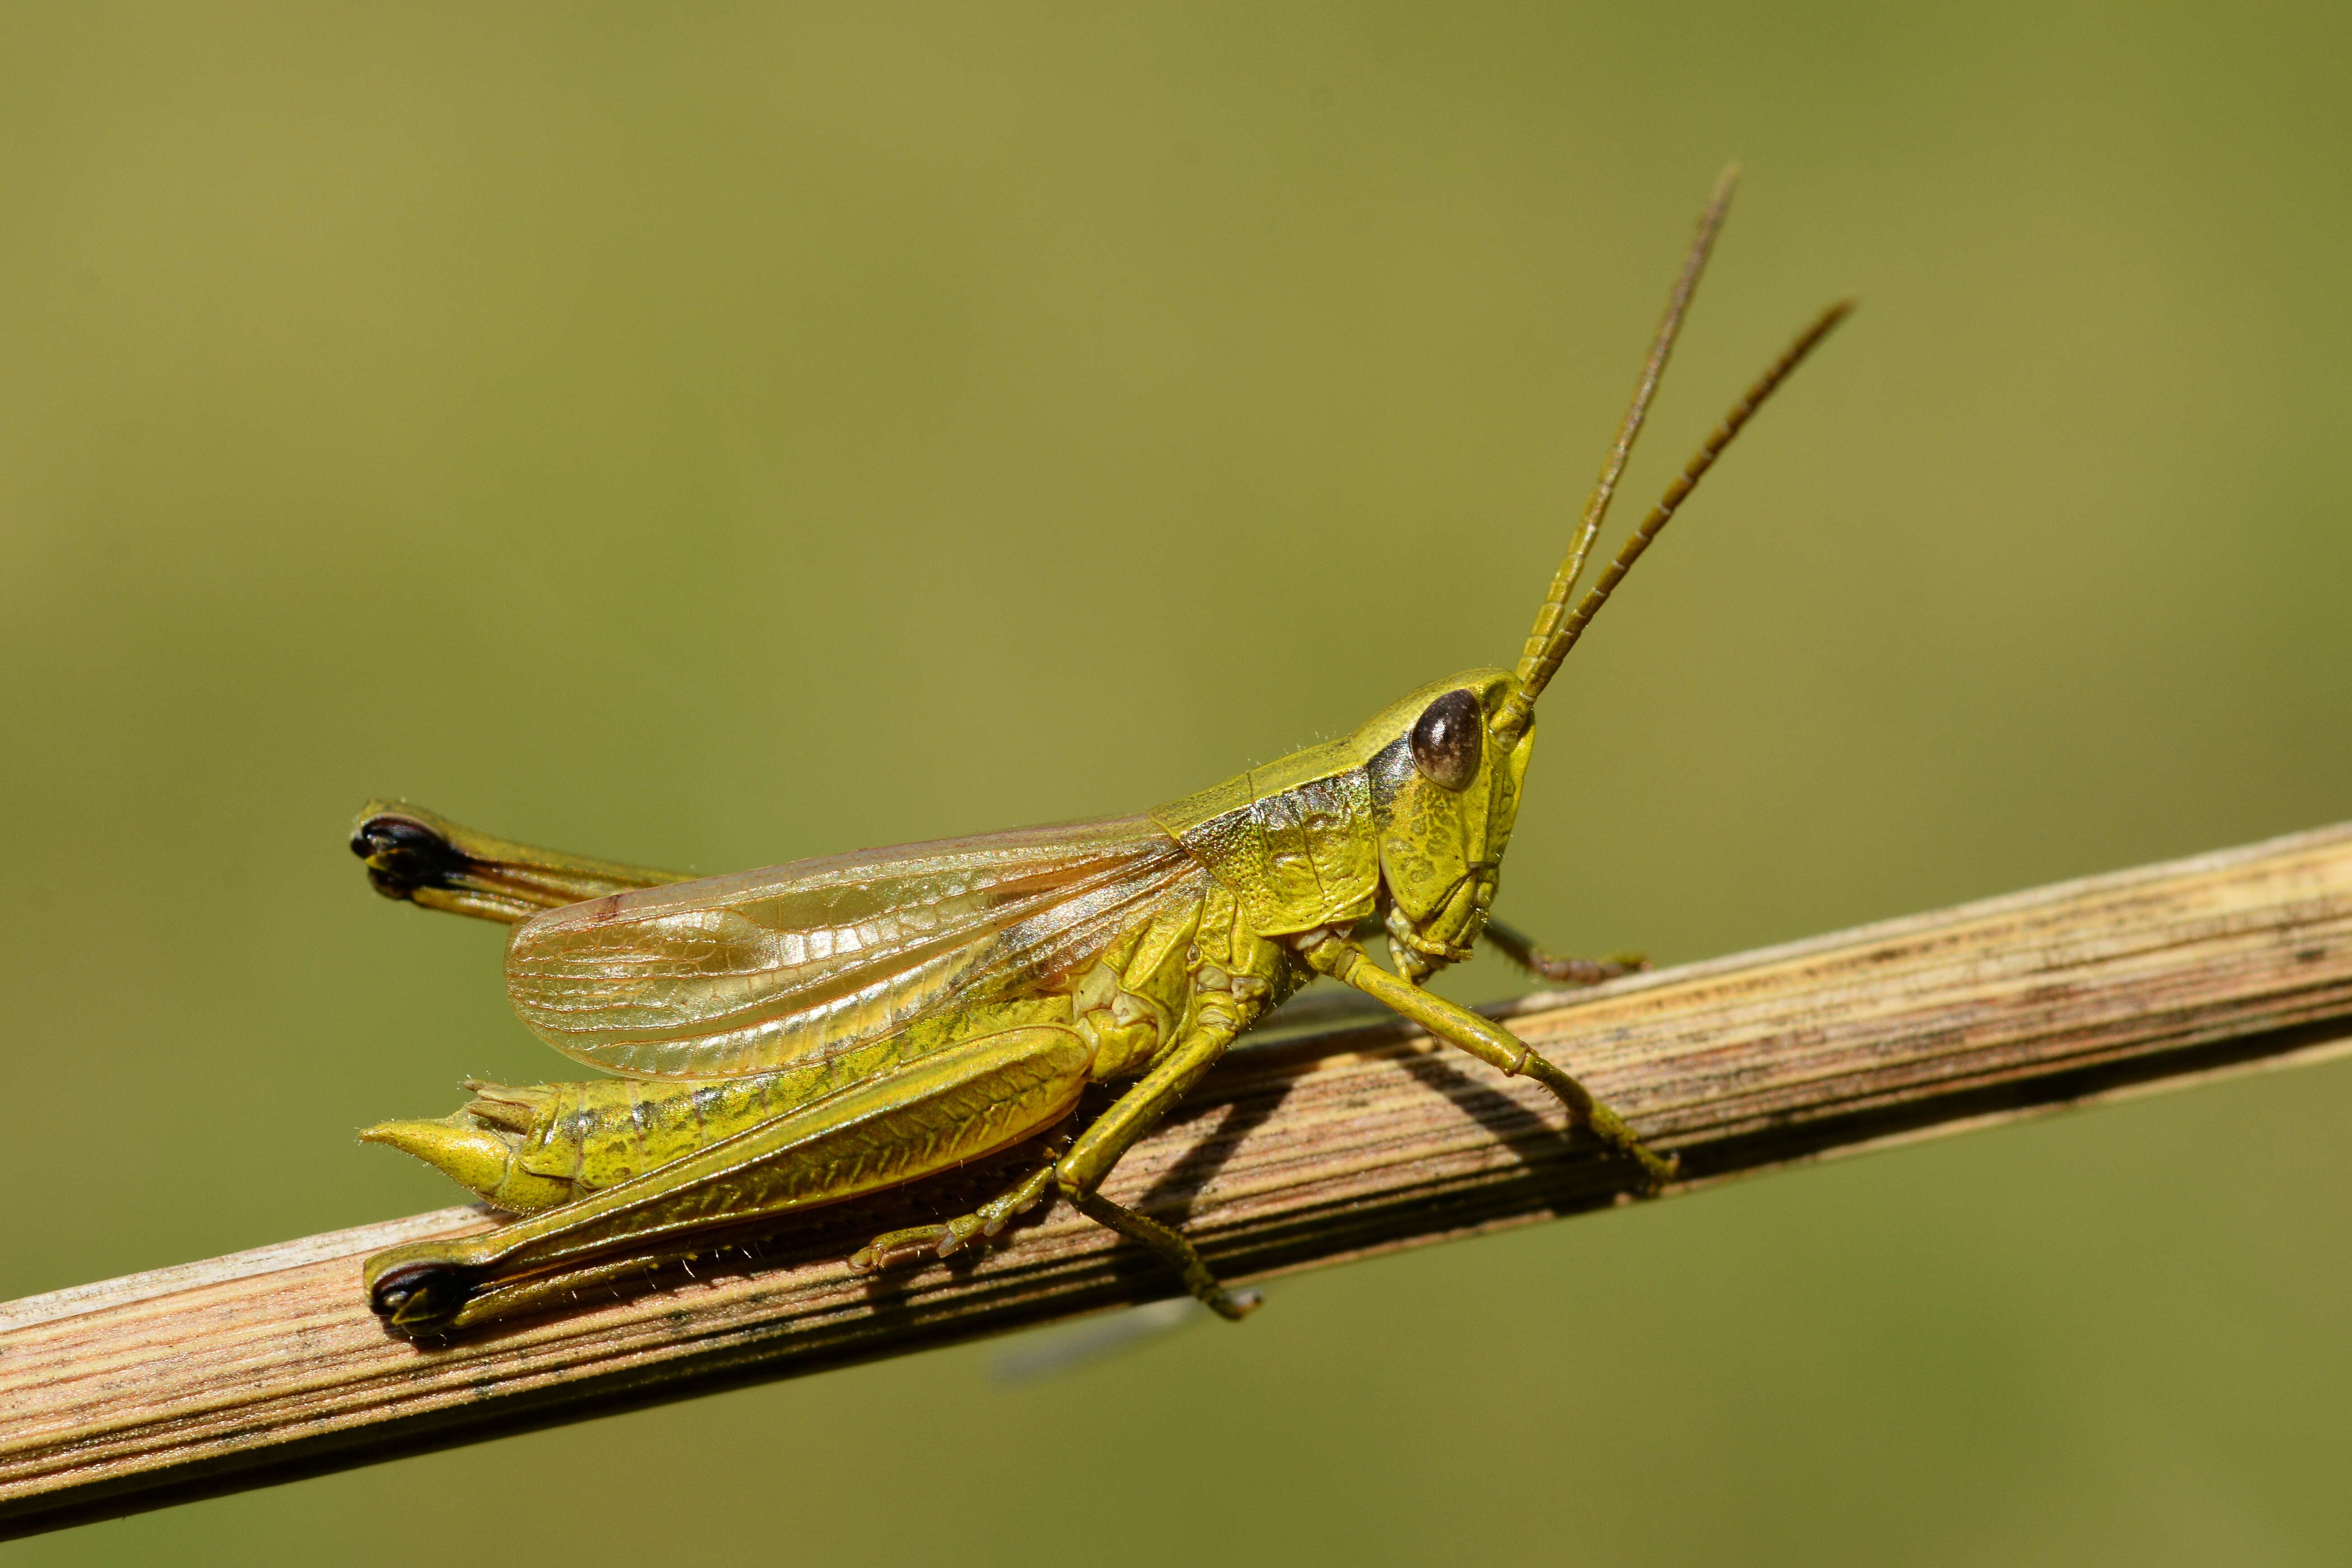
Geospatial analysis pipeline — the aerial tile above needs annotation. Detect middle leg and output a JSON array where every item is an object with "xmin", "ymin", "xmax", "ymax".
[{"xmin": 1054, "ymin": 1020, "xmax": 1259, "ymax": 1321}]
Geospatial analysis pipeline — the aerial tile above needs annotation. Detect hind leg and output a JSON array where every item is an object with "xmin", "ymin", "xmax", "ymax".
[
  {"xmin": 350, "ymin": 799, "xmax": 688, "ymax": 922},
  {"xmin": 366, "ymin": 1026, "xmax": 1094, "ymax": 1335},
  {"xmin": 848, "ymin": 1137, "xmax": 1069, "ymax": 1271}
]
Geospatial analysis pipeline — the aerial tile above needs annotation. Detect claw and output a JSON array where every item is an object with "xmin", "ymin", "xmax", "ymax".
[{"xmin": 848, "ymin": 1223, "xmax": 957, "ymax": 1274}]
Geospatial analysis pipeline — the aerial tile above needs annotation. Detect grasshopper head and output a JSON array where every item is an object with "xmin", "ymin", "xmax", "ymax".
[
  {"xmin": 1360, "ymin": 171, "xmax": 1854, "ymax": 980},
  {"xmin": 1360, "ymin": 671, "xmax": 1535, "ymax": 980}
]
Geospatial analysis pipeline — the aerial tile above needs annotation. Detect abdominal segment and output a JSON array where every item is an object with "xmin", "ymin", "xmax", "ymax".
[
  {"xmin": 364, "ymin": 1023, "xmax": 1101, "ymax": 1330},
  {"xmin": 366, "ymin": 883, "xmax": 1305, "ymax": 1215},
  {"xmin": 362, "ymin": 995, "xmax": 1071, "ymax": 1212}
]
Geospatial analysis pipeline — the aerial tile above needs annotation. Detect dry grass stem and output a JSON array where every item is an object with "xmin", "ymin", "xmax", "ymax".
[{"xmin": 6, "ymin": 823, "xmax": 2351, "ymax": 1536}]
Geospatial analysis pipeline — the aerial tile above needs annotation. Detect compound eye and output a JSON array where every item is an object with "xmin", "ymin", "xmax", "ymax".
[{"xmin": 1409, "ymin": 689, "xmax": 1484, "ymax": 792}]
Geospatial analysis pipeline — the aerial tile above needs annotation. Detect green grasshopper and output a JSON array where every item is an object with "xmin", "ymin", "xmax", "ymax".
[{"xmin": 355, "ymin": 169, "xmax": 1849, "ymax": 1335}]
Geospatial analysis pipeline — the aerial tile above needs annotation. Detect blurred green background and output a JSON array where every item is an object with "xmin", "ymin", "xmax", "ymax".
[{"xmin": 5, "ymin": 1, "xmax": 2349, "ymax": 1562}]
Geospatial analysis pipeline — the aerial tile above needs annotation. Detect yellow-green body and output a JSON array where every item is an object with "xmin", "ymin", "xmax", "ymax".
[
  {"xmin": 367, "ymin": 671, "xmax": 1525, "ymax": 1224},
  {"xmin": 386, "ymin": 1000, "xmax": 1068, "ymax": 1214},
  {"xmin": 355, "ymin": 174, "xmax": 1847, "ymax": 1334}
]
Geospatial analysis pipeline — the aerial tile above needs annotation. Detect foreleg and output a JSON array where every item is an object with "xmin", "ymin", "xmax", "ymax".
[
  {"xmin": 1480, "ymin": 916, "xmax": 1647, "ymax": 987},
  {"xmin": 1297, "ymin": 932, "xmax": 1676, "ymax": 1190}
]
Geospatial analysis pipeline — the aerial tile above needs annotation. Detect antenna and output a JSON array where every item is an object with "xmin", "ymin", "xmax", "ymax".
[
  {"xmin": 1491, "ymin": 166, "xmax": 1738, "ymax": 741},
  {"xmin": 1519, "ymin": 298, "xmax": 1854, "ymax": 704},
  {"xmin": 1492, "ymin": 199, "xmax": 1852, "ymax": 740}
]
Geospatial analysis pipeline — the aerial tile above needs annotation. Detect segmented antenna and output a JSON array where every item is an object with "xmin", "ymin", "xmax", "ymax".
[
  {"xmin": 1491, "ymin": 166, "xmax": 1738, "ymax": 741},
  {"xmin": 1491, "ymin": 184, "xmax": 1852, "ymax": 740},
  {"xmin": 1524, "ymin": 298, "xmax": 1854, "ymax": 688}
]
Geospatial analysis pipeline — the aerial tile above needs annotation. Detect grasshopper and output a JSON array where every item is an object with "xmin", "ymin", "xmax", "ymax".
[{"xmin": 355, "ymin": 169, "xmax": 1849, "ymax": 1335}]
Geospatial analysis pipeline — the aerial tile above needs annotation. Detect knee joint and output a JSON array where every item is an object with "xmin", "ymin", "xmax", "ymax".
[{"xmin": 1053, "ymin": 1158, "xmax": 1098, "ymax": 1203}]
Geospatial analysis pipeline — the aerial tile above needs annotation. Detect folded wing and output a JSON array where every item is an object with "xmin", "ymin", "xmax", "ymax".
[{"xmin": 504, "ymin": 814, "xmax": 1203, "ymax": 1078}]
